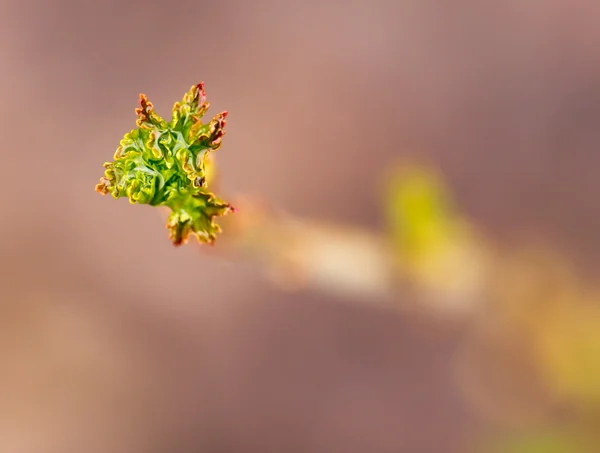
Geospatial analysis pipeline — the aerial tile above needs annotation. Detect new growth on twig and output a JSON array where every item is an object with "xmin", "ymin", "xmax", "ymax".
[{"xmin": 96, "ymin": 82, "xmax": 234, "ymax": 245}]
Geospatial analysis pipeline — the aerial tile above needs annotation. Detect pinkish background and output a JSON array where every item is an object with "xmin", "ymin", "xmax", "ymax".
[{"xmin": 1, "ymin": 0, "xmax": 600, "ymax": 451}]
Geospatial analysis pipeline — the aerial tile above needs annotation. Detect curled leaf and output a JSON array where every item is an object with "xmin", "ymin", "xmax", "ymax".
[{"xmin": 96, "ymin": 82, "xmax": 234, "ymax": 245}]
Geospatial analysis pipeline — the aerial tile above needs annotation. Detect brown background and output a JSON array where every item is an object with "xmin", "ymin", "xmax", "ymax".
[{"xmin": 1, "ymin": 0, "xmax": 600, "ymax": 451}]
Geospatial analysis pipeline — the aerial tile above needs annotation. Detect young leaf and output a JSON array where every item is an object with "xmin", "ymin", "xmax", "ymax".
[{"xmin": 96, "ymin": 82, "xmax": 234, "ymax": 246}]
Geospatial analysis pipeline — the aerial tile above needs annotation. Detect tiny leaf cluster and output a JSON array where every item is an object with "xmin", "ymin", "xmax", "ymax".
[{"xmin": 96, "ymin": 82, "xmax": 234, "ymax": 245}]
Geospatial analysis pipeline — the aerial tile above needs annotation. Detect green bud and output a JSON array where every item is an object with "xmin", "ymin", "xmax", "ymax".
[{"xmin": 96, "ymin": 82, "xmax": 234, "ymax": 246}]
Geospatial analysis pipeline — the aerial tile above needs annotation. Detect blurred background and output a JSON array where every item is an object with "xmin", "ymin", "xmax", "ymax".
[{"xmin": 2, "ymin": 0, "xmax": 600, "ymax": 451}]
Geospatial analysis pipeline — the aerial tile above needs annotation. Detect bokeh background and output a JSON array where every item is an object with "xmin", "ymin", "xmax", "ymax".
[{"xmin": 2, "ymin": 0, "xmax": 600, "ymax": 451}]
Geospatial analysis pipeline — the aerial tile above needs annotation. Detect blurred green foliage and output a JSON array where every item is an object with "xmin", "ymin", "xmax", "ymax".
[
  {"xmin": 385, "ymin": 162, "xmax": 600, "ymax": 452},
  {"xmin": 385, "ymin": 163, "xmax": 458, "ymax": 259},
  {"xmin": 485, "ymin": 430, "xmax": 591, "ymax": 453}
]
